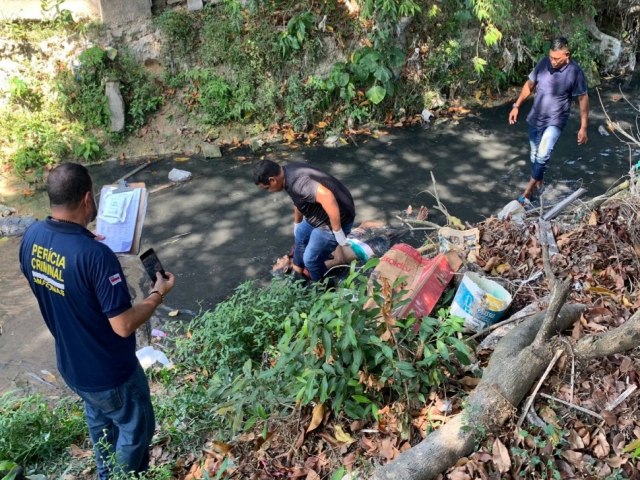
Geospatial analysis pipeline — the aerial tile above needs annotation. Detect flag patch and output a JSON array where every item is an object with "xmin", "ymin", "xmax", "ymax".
[{"xmin": 109, "ymin": 273, "xmax": 122, "ymax": 286}]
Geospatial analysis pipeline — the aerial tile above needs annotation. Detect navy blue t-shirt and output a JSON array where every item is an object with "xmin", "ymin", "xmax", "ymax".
[
  {"xmin": 283, "ymin": 163, "xmax": 355, "ymax": 229},
  {"xmin": 19, "ymin": 218, "xmax": 135, "ymax": 391},
  {"xmin": 526, "ymin": 57, "xmax": 588, "ymax": 130}
]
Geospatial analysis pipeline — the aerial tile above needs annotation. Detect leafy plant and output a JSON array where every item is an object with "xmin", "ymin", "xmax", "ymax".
[
  {"xmin": 71, "ymin": 135, "xmax": 101, "ymax": 161},
  {"xmin": 325, "ymin": 44, "xmax": 404, "ymax": 124},
  {"xmin": 623, "ymin": 438, "xmax": 640, "ymax": 459},
  {"xmin": 542, "ymin": 0, "xmax": 596, "ymax": 16},
  {"xmin": 8, "ymin": 77, "xmax": 43, "ymax": 111},
  {"xmin": 55, "ymin": 46, "xmax": 162, "ymax": 133},
  {"xmin": 358, "ymin": 0, "xmax": 421, "ymax": 24},
  {"xmin": 180, "ymin": 68, "xmax": 257, "ymax": 124},
  {"xmin": 3, "ymin": 111, "xmax": 72, "ymax": 175},
  {"xmin": 154, "ymin": 9, "xmax": 200, "ymax": 63},
  {"xmin": 467, "ymin": 0, "xmax": 510, "ymax": 46},
  {"xmin": 278, "ymin": 12, "xmax": 315, "ymax": 58},
  {"xmin": 0, "ymin": 393, "xmax": 85, "ymax": 466},
  {"xmin": 267, "ymin": 263, "xmax": 470, "ymax": 419},
  {"xmin": 175, "ymin": 278, "xmax": 319, "ymax": 371},
  {"xmin": 283, "ymin": 74, "xmax": 331, "ymax": 131},
  {"xmin": 41, "ymin": 0, "xmax": 74, "ymax": 26},
  {"xmin": 55, "ymin": 46, "xmax": 110, "ymax": 129},
  {"xmin": 511, "ymin": 425, "xmax": 568, "ymax": 479}
]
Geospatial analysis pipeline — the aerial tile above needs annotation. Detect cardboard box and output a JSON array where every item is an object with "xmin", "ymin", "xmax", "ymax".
[{"xmin": 397, "ymin": 253, "xmax": 454, "ymax": 319}]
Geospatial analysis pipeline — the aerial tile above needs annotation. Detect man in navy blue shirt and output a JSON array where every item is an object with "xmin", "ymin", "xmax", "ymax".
[
  {"xmin": 509, "ymin": 36, "xmax": 589, "ymax": 202},
  {"xmin": 19, "ymin": 163, "xmax": 175, "ymax": 479}
]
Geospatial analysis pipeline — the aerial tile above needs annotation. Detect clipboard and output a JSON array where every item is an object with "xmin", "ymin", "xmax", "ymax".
[{"xmin": 96, "ymin": 180, "xmax": 148, "ymax": 255}]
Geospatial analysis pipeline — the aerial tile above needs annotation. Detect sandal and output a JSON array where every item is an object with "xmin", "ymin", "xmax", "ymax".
[{"xmin": 518, "ymin": 195, "xmax": 532, "ymax": 207}]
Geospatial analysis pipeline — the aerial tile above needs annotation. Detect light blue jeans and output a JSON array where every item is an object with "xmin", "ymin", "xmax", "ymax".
[
  {"xmin": 293, "ymin": 219, "xmax": 353, "ymax": 280},
  {"xmin": 529, "ymin": 125, "xmax": 562, "ymax": 181},
  {"xmin": 71, "ymin": 364, "xmax": 155, "ymax": 480}
]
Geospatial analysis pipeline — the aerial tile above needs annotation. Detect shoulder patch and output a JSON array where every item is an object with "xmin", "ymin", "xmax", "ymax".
[{"xmin": 109, "ymin": 273, "xmax": 122, "ymax": 286}]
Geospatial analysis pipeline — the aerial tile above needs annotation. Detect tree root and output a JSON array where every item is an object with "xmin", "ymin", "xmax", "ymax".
[
  {"xmin": 373, "ymin": 303, "xmax": 586, "ymax": 480},
  {"xmin": 373, "ymin": 302, "xmax": 640, "ymax": 479}
]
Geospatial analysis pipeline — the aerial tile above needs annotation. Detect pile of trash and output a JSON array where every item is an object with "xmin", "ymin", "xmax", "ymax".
[{"xmin": 394, "ymin": 185, "xmax": 640, "ymax": 479}]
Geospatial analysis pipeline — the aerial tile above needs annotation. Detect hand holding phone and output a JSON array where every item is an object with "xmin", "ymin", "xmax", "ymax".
[{"xmin": 140, "ymin": 248, "xmax": 169, "ymax": 284}]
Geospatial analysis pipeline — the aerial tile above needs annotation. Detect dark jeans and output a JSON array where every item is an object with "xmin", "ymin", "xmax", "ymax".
[
  {"xmin": 293, "ymin": 219, "xmax": 353, "ymax": 280},
  {"xmin": 71, "ymin": 364, "xmax": 155, "ymax": 480}
]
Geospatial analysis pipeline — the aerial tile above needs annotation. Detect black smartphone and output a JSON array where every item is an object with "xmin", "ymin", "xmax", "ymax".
[{"xmin": 140, "ymin": 248, "xmax": 168, "ymax": 283}]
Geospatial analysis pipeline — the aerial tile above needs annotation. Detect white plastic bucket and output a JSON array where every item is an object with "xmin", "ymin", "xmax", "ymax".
[{"xmin": 450, "ymin": 272, "xmax": 512, "ymax": 331}]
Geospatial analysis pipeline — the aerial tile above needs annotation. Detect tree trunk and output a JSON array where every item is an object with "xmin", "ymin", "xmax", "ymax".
[{"xmin": 372, "ymin": 304, "xmax": 586, "ymax": 480}]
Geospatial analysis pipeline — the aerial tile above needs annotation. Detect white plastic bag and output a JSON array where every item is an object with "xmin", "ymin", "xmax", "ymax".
[
  {"xmin": 497, "ymin": 200, "xmax": 526, "ymax": 224},
  {"xmin": 136, "ymin": 346, "xmax": 173, "ymax": 369}
]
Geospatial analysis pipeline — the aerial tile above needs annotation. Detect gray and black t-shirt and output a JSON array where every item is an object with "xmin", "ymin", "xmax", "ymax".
[{"xmin": 283, "ymin": 163, "xmax": 355, "ymax": 228}]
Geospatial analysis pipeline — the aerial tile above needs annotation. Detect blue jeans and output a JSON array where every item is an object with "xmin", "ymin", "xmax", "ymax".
[
  {"xmin": 71, "ymin": 364, "xmax": 155, "ymax": 480},
  {"xmin": 528, "ymin": 125, "xmax": 562, "ymax": 181},
  {"xmin": 293, "ymin": 219, "xmax": 353, "ymax": 280}
]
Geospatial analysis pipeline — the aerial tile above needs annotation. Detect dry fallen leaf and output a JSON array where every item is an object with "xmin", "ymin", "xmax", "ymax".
[
  {"xmin": 568, "ymin": 429, "xmax": 585, "ymax": 449},
  {"xmin": 491, "ymin": 438, "xmax": 511, "ymax": 473},
  {"xmin": 447, "ymin": 469, "xmax": 471, "ymax": 480},
  {"xmin": 40, "ymin": 369, "xmax": 57, "ymax": 383},
  {"xmin": 459, "ymin": 376, "xmax": 480, "ymax": 387},
  {"xmin": 70, "ymin": 444, "xmax": 93, "ymax": 458},
  {"xmin": 562, "ymin": 450, "xmax": 583, "ymax": 465},
  {"xmin": 495, "ymin": 263, "xmax": 511, "ymax": 274},
  {"xmin": 334, "ymin": 425, "xmax": 355, "ymax": 444},
  {"xmin": 168, "ymin": 309, "xmax": 180, "ymax": 317},
  {"xmin": 378, "ymin": 436, "xmax": 397, "ymax": 460},
  {"xmin": 593, "ymin": 431, "xmax": 611, "ymax": 459},
  {"xmin": 619, "ymin": 356, "xmax": 632, "ymax": 373},
  {"xmin": 605, "ymin": 456, "xmax": 626, "ymax": 468},
  {"xmin": 587, "ymin": 286, "xmax": 616, "ymax": 296},
  {"xmin": 305, "ymin": 469, "xmax": 321, "ymax": 480},
  {"xmin": 283, "ymin": 129, "xmax": 296, "ymax": 144},
  {"xmin": 307, "ymin": 403, "xmax": 325, "ymax": 433},
  {"xmin": 211, "ymin": 440, "xmax": 233, "ymax": 455}
]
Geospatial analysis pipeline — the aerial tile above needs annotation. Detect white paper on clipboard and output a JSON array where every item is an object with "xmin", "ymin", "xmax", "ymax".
[{"xmin": 96, "ymin": 183, "xmax": 147, "ymax": 254}]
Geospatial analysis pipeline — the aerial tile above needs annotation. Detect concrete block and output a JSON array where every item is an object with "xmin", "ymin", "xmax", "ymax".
[
  {"xmin": 105, "ymin": 81, "xmax": 125, "ymax": 132},
  {"xmin": 99, "ymin": 0, "xmax": 151, "ymax": 25},
  {"xmin": 201, "ymin": 143, "xmax": 222, "ymax": 158},
  {"xmin": 187, "ymin": 0, "xmax": 203, "ymax": 11}
]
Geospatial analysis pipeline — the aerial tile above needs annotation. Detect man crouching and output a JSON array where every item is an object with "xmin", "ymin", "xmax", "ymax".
[{"xmin": 254, "ymin": 159, "xmax": 355, "ymax": 282}]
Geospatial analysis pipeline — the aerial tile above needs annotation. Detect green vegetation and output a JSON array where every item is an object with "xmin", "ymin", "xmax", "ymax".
[
  {"xmin": 0, "ymin": 392, "xmax": 85, "ymax": 467},
  {"xmin": 0, "ymin": 269, "xmax": 471, "ymax": 477},
  {"xmin": 0, "ymin": 0, "xmax": 617, "ymax": 175},
  {"xmin": 151, "ymin": 0, "xmax": 607, "ymax": 134},
  {"xmin": 512, "ymin": 425, "xmax": 568, "ymax": 479},
  {"xmin": 55, "ymin": 45, "xmax": 163, "ymax": 133},
  {"xmin": 268, "ymin": 266, "xmax": 469, "ymax": 419},
  {"xmin": 0, "ymin": 9, "xmax": 161, "ymax": 176}
]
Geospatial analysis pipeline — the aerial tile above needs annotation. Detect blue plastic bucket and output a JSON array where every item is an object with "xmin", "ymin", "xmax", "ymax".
[{"xmin": 450, "ymin": 272, "xmax": 512, "ymax": 331}]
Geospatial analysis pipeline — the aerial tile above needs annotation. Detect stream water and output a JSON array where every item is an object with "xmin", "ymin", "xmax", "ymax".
[{"xmin": 0, "ymin": 79, "xmax": 638, "ymax": 394}]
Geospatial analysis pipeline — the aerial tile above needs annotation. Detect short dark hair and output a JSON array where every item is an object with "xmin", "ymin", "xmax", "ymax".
[
  {"xmin": 253, "ymin": 160, "xmax": 281, "ymax": 185},
  {"xmin": 551, "ymin": 37, "xmax": 569, "ymax": 52},
  {"xmin": 46, "ymin": 163, "xmax": 93, "ymax": 208}
]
